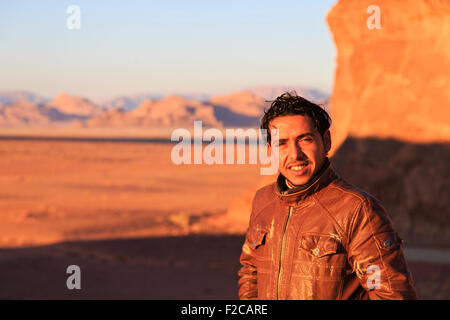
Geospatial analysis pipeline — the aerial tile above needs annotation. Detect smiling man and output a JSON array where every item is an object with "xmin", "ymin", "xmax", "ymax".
[{"xmin": 238, "ymin": 92, "xmax": 417, "ymax": 300}]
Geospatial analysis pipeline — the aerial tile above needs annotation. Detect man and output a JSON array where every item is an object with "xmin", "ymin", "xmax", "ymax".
[{"xmin": 238, "ymin": 92, "xmax": 417, "ymax": 300}]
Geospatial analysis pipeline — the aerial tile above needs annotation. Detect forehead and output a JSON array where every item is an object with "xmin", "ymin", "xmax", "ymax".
[{"xmin": 268, "ymin": 115, "xmax": 316, "ymax": 136}]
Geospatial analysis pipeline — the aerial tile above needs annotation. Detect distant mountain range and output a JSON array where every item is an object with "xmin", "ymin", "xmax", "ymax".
[
  {"xmin": 0, "ymin": 87, "xmax": 329, "ymax": 128},
  {"xmin": 247, "ymin": 86, "xmax": 329, "ymax": 103},
  {"xmin": 0, "ymin": 91, "xmax": 50, "ymax": 105}
]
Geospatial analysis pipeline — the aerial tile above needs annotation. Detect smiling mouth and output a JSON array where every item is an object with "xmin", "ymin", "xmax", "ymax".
[
  {"xmin": 289, "ymin": 165, "xmax": 306, "ymax": 171},
  {"xmin": 287, "ymin": 162, "xmax": 309, "ymax": 173}
]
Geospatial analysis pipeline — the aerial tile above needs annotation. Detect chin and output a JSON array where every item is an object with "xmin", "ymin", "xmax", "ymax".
[
  {"xmin": 289, "ymin": 177, "xmax": 311, "ymax": 186},
  {"xmin": 284, "ymin": 172, "xmax": 312, "ymax": 186},
  {"xmin": 283, "ymin": 168, "xmax": 314, "ymax": 187}
]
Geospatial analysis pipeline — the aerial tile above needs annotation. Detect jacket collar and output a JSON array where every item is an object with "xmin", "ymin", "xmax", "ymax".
[{"xmin": 276, "ymin": 158, "xmax": 337, "ymax": 204}]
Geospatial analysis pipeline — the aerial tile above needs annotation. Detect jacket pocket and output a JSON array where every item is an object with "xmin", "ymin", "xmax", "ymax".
[
  {"xmin": 371, "ymin": 231, "xmax": 411, "ymax": 284},
  {"xmin": 373, "ymin": 231, "xmax": 402, "ymax": 251},
  {"xmin": 248, "ymin": 226, "xmax": 270, "ymax": 294},
  {"xmin": 293, "ymin": 233, "xmax": 347, "ymax": 295},
  {"xmin": 299, "ymin": 233, "xmax": 340, "ymax": 258},
  {"xmin": 248, "ymin": 227, "xmax": 268, "ymax": 250}
]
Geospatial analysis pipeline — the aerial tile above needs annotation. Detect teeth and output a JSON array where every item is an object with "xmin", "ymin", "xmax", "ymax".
[{"xmin": 290, "ymin": 165, "xmax": 305, "ymax": 170}]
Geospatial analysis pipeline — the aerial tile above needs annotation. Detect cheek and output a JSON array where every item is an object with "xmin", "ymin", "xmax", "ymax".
[
  {"xmin": 304, "ymin": 144, "xmax": 322, "ymax": 161},
  {"xmin": 279, "ymin": 150, "xmax": 289, "ymax": 165}
]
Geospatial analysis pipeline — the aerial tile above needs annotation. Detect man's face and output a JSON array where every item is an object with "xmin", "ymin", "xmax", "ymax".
[{"xmin": 268, "ymin": 115, "xmax": 331, "ymax": 186}]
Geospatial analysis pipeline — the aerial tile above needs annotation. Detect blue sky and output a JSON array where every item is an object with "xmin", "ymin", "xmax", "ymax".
[{"xmin": 0, "ymin": 0, "xmax": 337, "ymax": 100}]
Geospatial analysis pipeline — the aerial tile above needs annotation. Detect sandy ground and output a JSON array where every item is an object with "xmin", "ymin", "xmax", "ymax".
[
  {"xmin": 0, "ymin": 235, "xmax": 448, "ymax": 299},
  {"xmin": 0, "ymin": 139, "xmax": 261, "ymax": 247},
  {"xmin": 0, "ymin": 139, "xmax": 448, "ymax": 299}
]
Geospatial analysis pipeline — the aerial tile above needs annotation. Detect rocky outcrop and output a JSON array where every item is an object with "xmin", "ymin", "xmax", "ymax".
[
  {"xmin": 327, "ymin": 0, "xmax": 450, "ymax": 153},
  {"xmin": 48, "ymin": 93, "xmax": 103, "ymax": 117},
  {"xmin": 88, "ymin": 95, "xmax": 222, "ymax": 128},
  {"xmin": 0, "ymin": 99, "xmax": 83, "ymax": 125},
  {"xmin": 326, "ymin": 0, "xmax": 450, "ymax": 245},
  {"xmin": 209, "ymin": 91, "xmax": 267, "ymax": 117},
  {"xmin": 0, "ymin": 100, "xmax": 50, "ymax": 125},
  {"xmin": 88, "ymin": 93, "xmax": 269, "ymax": 128}
]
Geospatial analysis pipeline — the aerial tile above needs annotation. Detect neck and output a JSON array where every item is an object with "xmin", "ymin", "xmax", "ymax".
[{"xmin": 286, "ymin": 179, "xmax": 296, "ymax": 189}]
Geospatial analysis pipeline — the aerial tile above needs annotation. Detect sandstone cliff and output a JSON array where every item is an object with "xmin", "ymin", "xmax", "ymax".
[{"xmin": 327, "ymin": 0, "xmax": 450, "ymax": 153}]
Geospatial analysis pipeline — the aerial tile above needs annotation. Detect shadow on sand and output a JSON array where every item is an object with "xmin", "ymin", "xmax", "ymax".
[
  {"xmin": 0, "ymin": 234, "xmax": 244, "ymax": 300},
  {"xmin": 0, "ymin": 233, "xmax": 449, "ymax": 299}
]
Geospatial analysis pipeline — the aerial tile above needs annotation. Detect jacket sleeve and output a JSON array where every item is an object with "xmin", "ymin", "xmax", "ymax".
[
  {"xmin": 237, "ymin": 193, "xmax": 260, "ymax": 300},
  {"xmin": 238, "ymin": 230, "xmax": 258, "ymax": 299},
  {"xmin": 346, "ymin": 196, "xmax": 418, "ymax": 300}
]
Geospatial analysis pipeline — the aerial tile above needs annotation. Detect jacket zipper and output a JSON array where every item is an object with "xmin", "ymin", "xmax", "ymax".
[{"xmin": 277, "ymin": 206, "xmax": 293, "ymax": 299}]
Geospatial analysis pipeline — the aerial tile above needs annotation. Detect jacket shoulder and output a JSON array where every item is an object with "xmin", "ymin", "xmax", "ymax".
[
  {"xmin": 324, "ymin": 176, "xmax": 393, "ymax": 226},
  {"xmin": 326, "ymin": 177, "xmax": 382, "ymax": 208},
  {"xmin": 250, "ymin": 182, "xmax": 278, "ymax": 221},
  {"xmin": 316, "ymin": 176, "xmax": 390, "ymax": 225}
]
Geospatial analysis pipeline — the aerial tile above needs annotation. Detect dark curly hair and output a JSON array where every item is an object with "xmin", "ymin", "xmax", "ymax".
[{"xmin": 261, "ymin": 91, "xmax": 331, "ymax": 144}]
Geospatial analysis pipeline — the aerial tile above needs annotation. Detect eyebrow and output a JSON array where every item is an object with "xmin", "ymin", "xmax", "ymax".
[{"xmin": 278, "ymin": 132, "xmax": 315, "ymax": 142}]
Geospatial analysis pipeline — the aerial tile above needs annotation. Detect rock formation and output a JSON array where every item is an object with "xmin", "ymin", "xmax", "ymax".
[
  {"xmin": 327, "ymin": 0, "xmax": 450, "ymax": 153},
  {"xmin": 326, "ymin": 0, "xmax": 450, "ymax": 245},
  {"xmin": 209, "ymin": 91, "xmax": 267, "ymax": 117},
  {"xmin": 88, "ymin": 95, "xmax": 222, "ymax": 128},
  {"xmin": 0, "ymin": 100, "xmax": 50, "ymax": 125},
  {"xmin": 48, "ymin": 93, "xmax": 103, "ymax": 117}
]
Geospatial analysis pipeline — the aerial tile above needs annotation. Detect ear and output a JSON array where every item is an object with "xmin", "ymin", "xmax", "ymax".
[{"xmin": 323, "ymin": 130, "xmax": 331, "ymax": 154}]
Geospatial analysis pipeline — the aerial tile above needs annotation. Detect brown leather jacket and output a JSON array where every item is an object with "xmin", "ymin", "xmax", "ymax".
[{"xmin": 238, "ymin": 162, "xmax": 417, "ymax": 300}]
